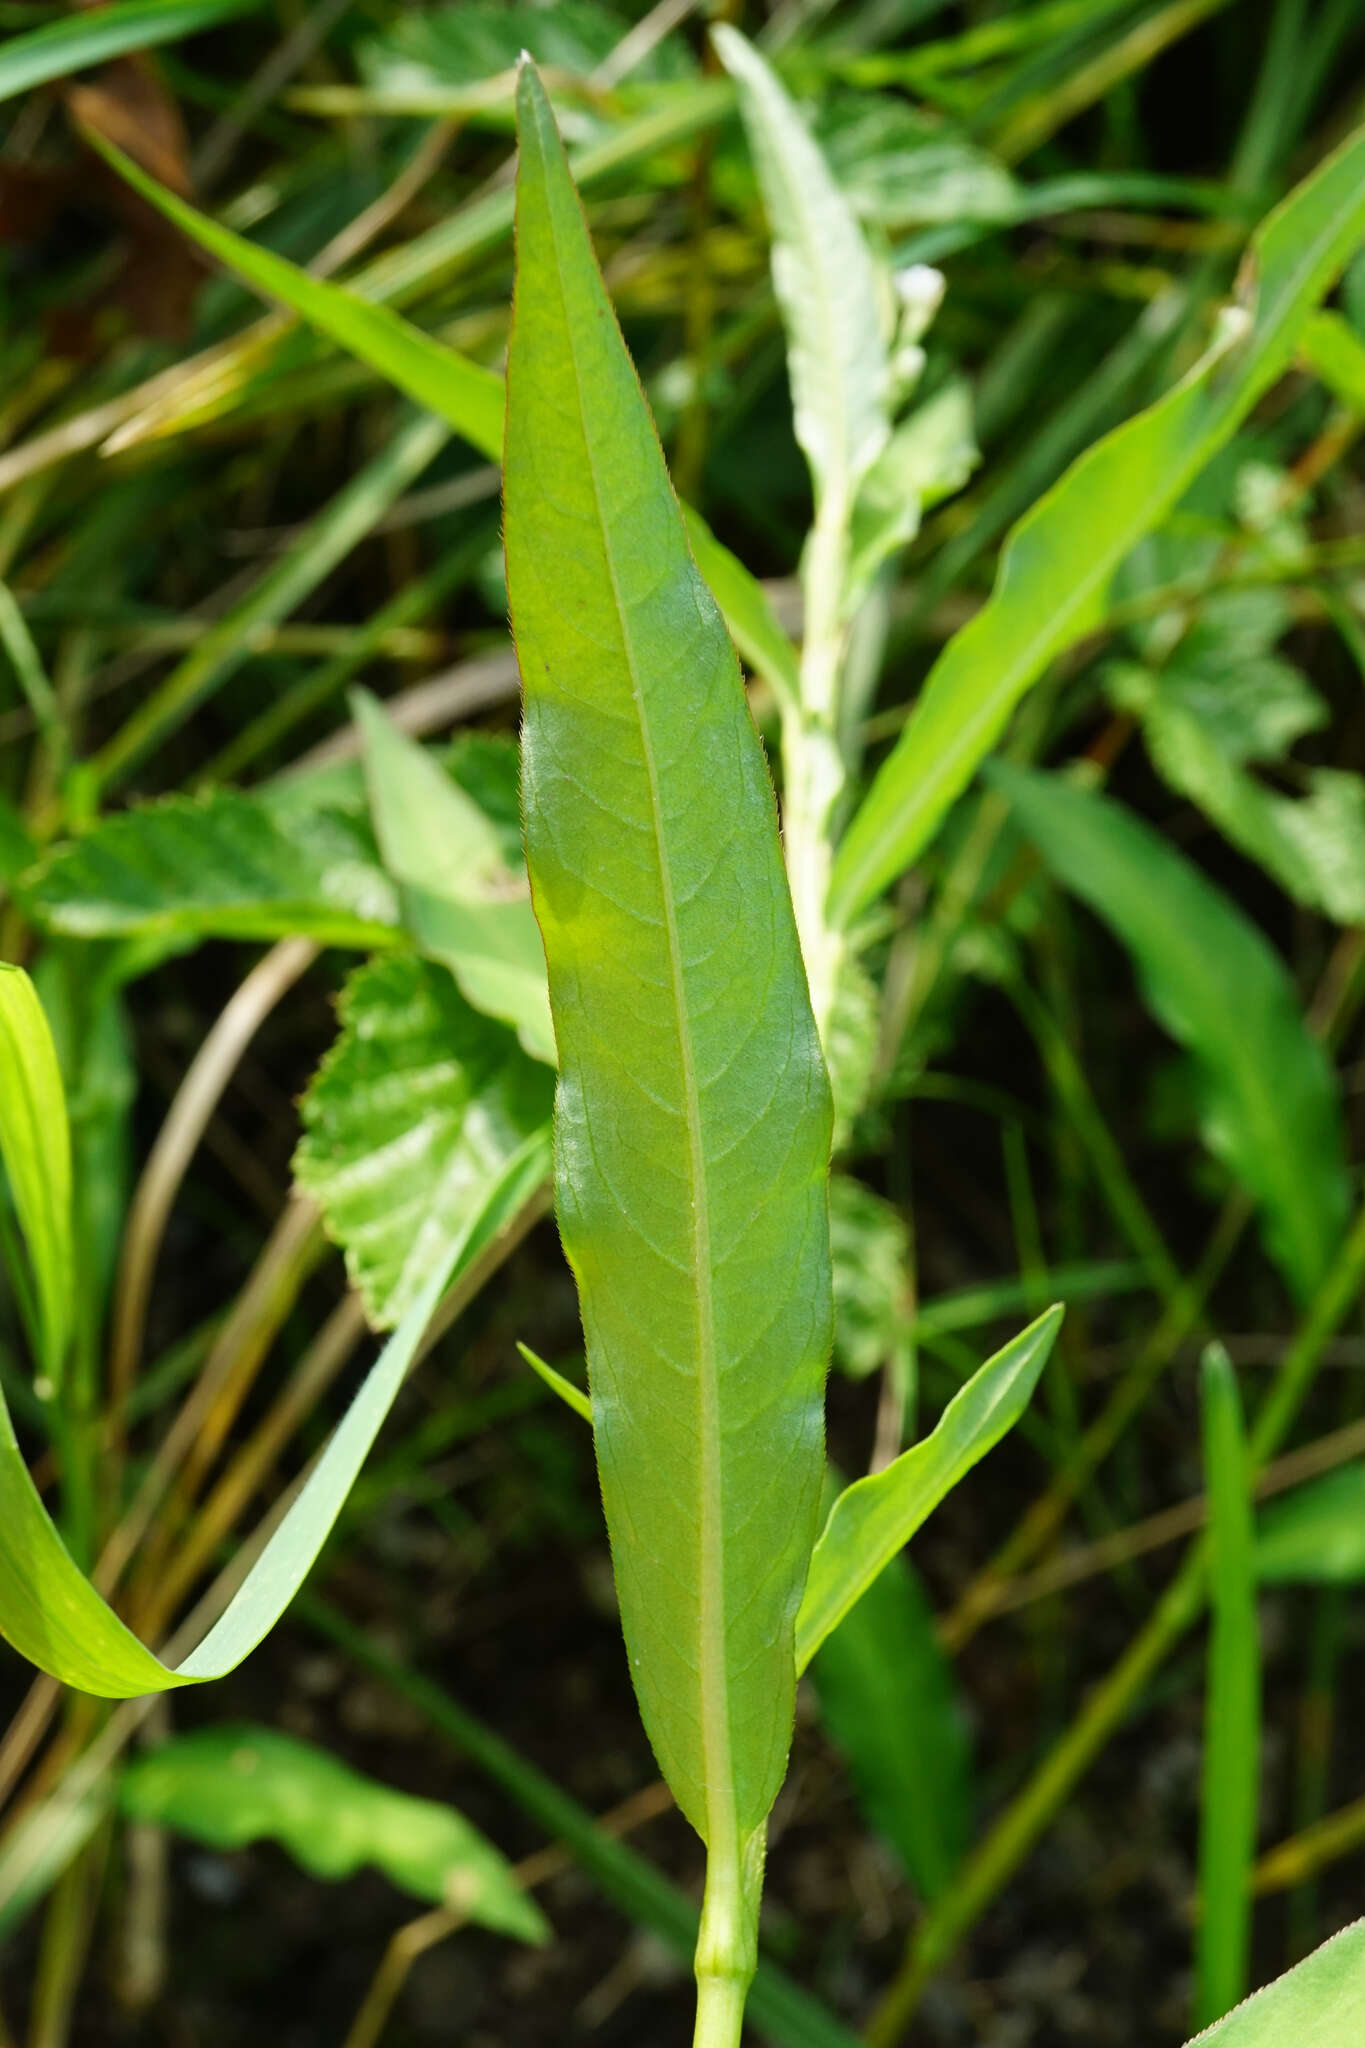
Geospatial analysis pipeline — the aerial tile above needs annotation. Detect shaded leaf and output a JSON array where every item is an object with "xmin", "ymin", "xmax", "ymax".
[
  {"xmin": 0, "ymin": 968, "xmax": 74, "ymax": 1388},
  {"xmin": 0, "ymin": 0, "xmax": 263, "ymax": 105},
  {"xmin": 829, "ymin": 1175, "xmax": 909, "ymax": 1381},
  {"xmin": 1256, "ymin": 1466, "xmax": 1365, "ymax": 1585},
  {"xmin": 120, "ymin": 1723, "xmax": 548, "ymax": 1942},
  {"xmin": 846, "ymin": 379, "xmax": 977, "ymax": 612},
  {"xmin": 294, "ymin": 956, "xmax": 554, "ymax": 1330},
  {"xmin": 818, "ymin": 93, "xmax": 1017, "ymax": 229},
  {"xmin": 987, "ymin": 762, "xmax": 1350, "ymax": 1302}
]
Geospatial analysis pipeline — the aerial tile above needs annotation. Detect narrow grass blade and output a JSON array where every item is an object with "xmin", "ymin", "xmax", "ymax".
[
  {"xmin": 987, "ymin": 761, "xmax": 1349, "ymax": 1302},
  {"xmin": 0, "ymin": 969, "xmax": 74, "ymax": 1390},
  {"xmin": 516, "ymin": 1343, "xmax": 591, "ymax": 1424},
  {"xmin": 1197, "ymin": 1345, "xmax": 1261, "ymax": 2029},
  {"xmin": 0, "ymin": 0, "xmax": 263, "ymax": 103},
  {"xmin": 831, "ymin": 118, "xmax": 1365, "ymax": 921},
  {"xmin": 505, "ymin": 58, "xmax": 833, "ymax": 1994},
  {"xmin": 1183, "ymin": 1922, "xmax": 1365, "ymax": 2046},
  {"xmin": 681, "ymin": 506, "xmax": 800, "ymax": 714},
  {"xmin": 0, "ymin": 1132, "xmax": 544, "ymax": 1697},
  {"xmin": 120, "ymin": 1723, "xmax": 548, "ymax": 1940},
  {"xmin": 797, "ymin": 1306, "xmax": 1061, "ymax": 1671}
]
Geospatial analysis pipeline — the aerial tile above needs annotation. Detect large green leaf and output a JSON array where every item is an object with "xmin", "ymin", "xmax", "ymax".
[
  {"xmin": 1196, "ymin": 1347, "xmax": 1260, "ymax": 2029},
  {"xmin": 354, "ymin": 693, "xmax": 554, "ymax": 1064},
  {"xmin": 796, "ymin": 1307, "xmax": 1060, "ymax": 1671},
  {"xmin": 505, "ymin": 56, "xmax": 833, "ymax": 1968},
  {"xmin": 19, "ymin": 789, "xmax": 399, "ymax": 952},
  {"xmin": 831, "ymin": 118, "xmax": 1365, "ymax": 922},
  {"xmin": 0, "ymin": 1133, "xmax": 545, "ymax": 1697},
  {"xmin": 0, "ymin": 0, "xmax": 263, "ymax": 103},
  {"xmin": 812, "ymin": 1539, "xmax": 970, "ymax": 1903},
  {"xmin": 120, "ymin": 1723, "xmax": 548, "ymax": 1942},
  {"xmin": 294, "ymin": 956, "xmax": 553, "ymax": 1329},
  {"xmin": 1181, "ymin": 1921, "xmax": 1365, "ymax": 2047},
  {"xmin": 0, "ymin": 969, "xmax": 74, "ymax": 1390},
  {"xmin": 987, "ymin": 762, "xmax": 1349, "ymax": 1303},
  {"xmin": 712, "ymin": 25, "xmax": 889, "ymax": 514}
]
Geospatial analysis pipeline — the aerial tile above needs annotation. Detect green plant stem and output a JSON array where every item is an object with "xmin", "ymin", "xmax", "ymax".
[
  {"xmin": 869, "ymin": 1195, "xmax": 1365, "ymax": 2042},
  {"xmin": 784, "ymin": 490, "xmax": 851, "ymax": 1044},
  {"xmin": 694, "ymin": 1835, "xmax": 761, "ymax": 2048}
]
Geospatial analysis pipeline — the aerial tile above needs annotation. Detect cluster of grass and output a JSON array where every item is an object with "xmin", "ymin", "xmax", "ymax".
[{"xmin": 1, "ymin": 1, "xmax": 1365, "ymax": 2043}]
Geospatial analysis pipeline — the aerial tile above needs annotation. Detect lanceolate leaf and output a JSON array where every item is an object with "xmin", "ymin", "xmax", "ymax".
[
  {"xmin": 1255, "ymin": 1466, "xmax": 1365, "ymax": 1585},
  {"xmin": 831, "ymin": 119, "xmax": 1365, "ymax": 922},
  {"xmin": 712, "ymin": 25, "xmax": 889, "ymax": 511},
  {"xmin": 505, "ymin": 54, "xmax": 833, "ymax": 1901},
  {"xmin": 120, "ymin": 1724, "xmax": 549, "ymax": 1942},
  {"xmin": 797, "ymin": 1307, "xmax": 1061, "ymax": 1671},
  {"xmin": 988, "ymin": 762, "xmax": 1349, "ymax": 1303},
  {"xmin": 19, "ymin": 789, "xmax": 400, "ymax": 952},
  {"xmin": 1180, "ymin": 1920, "xmax": 1365, "ymax": 2047},
  {"xmin": 0, "ymin": 1135, "xmax": 546, "ymax": 1696},
  {"xmin": 355, "ymin": 693, "xmax": 554, "ymax": 1063},
  {"xmin": 294, "ymin": 956, "xmax": 553, "ymax": 1329},
  {"xmin": 0, "ymin": 969, "xmax": 74, "ymax": 1389}
]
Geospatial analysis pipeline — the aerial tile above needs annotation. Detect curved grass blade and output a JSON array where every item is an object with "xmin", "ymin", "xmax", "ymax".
[
  {"xmin": 120, "ymin": 1723, "xmax": 548, "ymax": 1941},
  {"xmin": 1197, "ymin": 1346, "xmax": 1260, "ymax": 2030},
  {"xmin": 831, "ymin": 117, "xmax": 1365, "ymax": 923},
  {"xmin": 797, "ymin": 1306, "xmax": 1061, "ymax": 1671},
  {"xmin": 0, "ymin": 0, "xmax": 263, "ymax": 104},
  {"xmin": 0, "ymin": 1131, "xmax": 546, "ymax": 1697},
  {"xmin": 986, "ymin": 762, "xmax": 1348, "ymax": 1303},
  {"xmin": 505, "ymin": 55, "xmax": 832, "ymax": 2016},
  {"xmin": 0, "ymin": 969, "xmax": 74, "ymax": 1391},
  {"xmin": 1181, "ymin": 1920, "xmax": 1365, "ymax": 2047}
]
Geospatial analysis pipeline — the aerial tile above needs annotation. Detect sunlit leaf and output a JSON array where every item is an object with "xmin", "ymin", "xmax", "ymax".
[
  {"xmin": 1181, "ymin": 1921, "xmax": 1365, "ymax": 2046},
  {"xmin": 0, "ymin": 0, "xmax": 263, "ymax": 104},
  {"xmin": 120, "ymin": 1723, "xmax": 549, "ymax": 1941},
  {"xmin": 1256, "ymin": 1466, "xmax": 1365, "ymax": 1584},
  {"xmin": 505, "ymin": 59, "xmax": 833, "ymax": 1931}
]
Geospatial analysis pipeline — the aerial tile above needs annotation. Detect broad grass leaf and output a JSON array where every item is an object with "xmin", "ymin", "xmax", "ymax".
[
  {"xmin": 294, "ymin": 956, "xmax": 553, "ymax": 1329},
  {"xmin": 797, "ymin": 1307, "xmax": 1060, "ymax": 1670},
  {"xmin": 812, "ymin": 1541, "xmax": 970, "ymax": 1901},
  {"xmin": 0, "ymin": 969, "xmax": 74, "ymax": 1389},
  {"xmin": 987, "ymin": 762, "xmax": 1349, "ymax": 1303},
  {"xmin": 354, "ymin": 693, "xmax": 554, "ymax": 1063},
  {"xmin": 1197, "ymin": 1347, "xmax": 1260, "ymax": 2029},
  {"xmin": 1255, "ymin": 1466, "xmax": 1365, "ymax": 1584},
  {"xmin": 1299, "ymin": 309, "xmax": 1365, "ymax": 411},
  {"xmin": 120, "ymin": 1723, "xmax": 548, "ymax": 1941},
  {"xmin": 1181, "ymin": 1921, "xmax": 1365, "ymax": 2046},
  {"xmin": 19, "ymin": 789, "xmax": 400, "ymax": 951},
  {"xmin": 713, "ymin": 25, "xmax": 890, "ymax": 510},
  {"xmin": 505, "ymin": 61, "xmax": 833, "ymax": 1853},
  {"xmin": 0, "ymin": 0, "xmax": 263, "ymax": 104},
  {"xmin": 832, "ymin": 118, "xmax": 1365, "ymax": 922}
]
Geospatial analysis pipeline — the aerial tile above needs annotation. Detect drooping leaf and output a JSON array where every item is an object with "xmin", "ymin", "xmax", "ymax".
[
  {"xmin": 812, "ymin": 1538, "xmax": 970, "ymax": 1901},
  {"xmin": 19, "ymin": 789, "xmax": 400, "ymax": 952},
  {"xmin": 1299, "ymin": 308, "xmax": 1365, "ymax": 411},
  {"xmin": 354, "ymin": 692, "xmax": 554, "ymax": 1063},
  {"xmin": 0, "ymin": 1135, "xmax": 546, "ymax": 1697},
  {"xmin": 1196, "ymin": 1346, "xmax": 1260, "ymax": 2030},
  {"xmin": 294, "ymin": 956, "xmax": 554, "ymax": 1330},
  {"xmin": 505, "ymin": 56, "xmax": 833, "ymax": 1915},
  {"xmin": 987, "ymin": 762, "xmax": 1349, "ymax": 1302},
  {"xmin": 0, "ymin": 968, "xmax": 74, "ymax": 1389},
  {"xmin": 120, "ymin": 1723, "xmax": 549, "ymax": 1942},
  {"xmin": 797, "ymin": 1306, "xmax": 1061, "ymax": 1671},
  {"xmin": 0, "ymin": 0, "xmax": 263, "ymax": 104},
  {"xmin": 831, "ymin": 119, "xmax": 1365, "ymax": 922},
  {"xmin": 712, "ymin": 24, "xmax": 890, "ymax": 512},
  {"xmin": 1180, "ymin": 1921, "xmax": 1365, "ymax": 2047},
  {"xmin": 1256, "ymin": 1466, "xmax": 1365, "ymax": 1584}
]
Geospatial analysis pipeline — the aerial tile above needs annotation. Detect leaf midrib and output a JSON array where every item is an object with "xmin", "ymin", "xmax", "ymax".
[{"xmin": 541, "ymin": 173, "xmax": 735, "ymax": 1853}]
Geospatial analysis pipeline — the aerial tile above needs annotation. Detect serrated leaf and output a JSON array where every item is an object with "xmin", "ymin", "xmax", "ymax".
[
  {"xmin": 120, "ymin": 1723, "xmax": 548, "ymax": 1942},
  {"xmin": 812, "ymin": 1541, "xmax": 970, "ymax": 1902},
  {"xmin": 832, "ymin": 119, "xmax": 1365, "ymax": 921},
  {"xmin": 797, "ymin": 1307, "xmax": 1060, "ymax": 1671},
  {"xmin": 0, "ymin": 969, "xmax": 74, "ymax": 1389},
  {"xmin": 713, "ymin": 25, "xmax": 889, "ymax": 511},
  {"xmin": 294, "ymin": 956, "xmax": 554, "ymax": 1330},
  {"xmin": 1181, "ymin": 1921, "xmax": 1365, "ymax": 2047},
  {"xmin": 355, "ymin": 692, "xmax": 555, "ymax": 1064},
  {"xmin": 19, "ymin": 790, "xmax": 400, "ymax": 951},
  {"xmin": 505, "ymin": 56, "xmax": 833, "ymax": 1904},
  {"xmin": 988, "ymin": 763, "xmax": 1349, "ymax": 1302}
]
